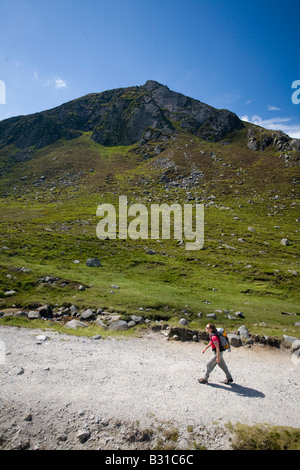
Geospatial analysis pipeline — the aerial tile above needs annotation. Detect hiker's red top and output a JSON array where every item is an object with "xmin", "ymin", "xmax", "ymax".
[{"xmin": 210, "ymin": 334, "xmax": 220, "ymax": 350}]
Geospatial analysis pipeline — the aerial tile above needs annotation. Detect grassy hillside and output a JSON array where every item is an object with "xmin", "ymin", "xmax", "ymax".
[{"xmin": 0, "ymin": 122, "xmax": 299, "ymax": 338}]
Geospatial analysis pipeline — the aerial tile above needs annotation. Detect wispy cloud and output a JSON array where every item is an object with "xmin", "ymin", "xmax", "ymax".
[
  {"xmin": 55, "ymin": 77, "xmax": 67, "ymax": 89},
  {"xmin": 43, "ymin": 76, "xmax": 67, "ymax": 89},
  {"xmin": 268, "ymin": 104, "xmax": 281, "ymax": 111},
  {"xmin": 245, "ymin": 98, "xmax": 255, "ymax": 104},
  {"xmin": 240, "ymin": 114, "xmax": 300, "ymax": 139}
]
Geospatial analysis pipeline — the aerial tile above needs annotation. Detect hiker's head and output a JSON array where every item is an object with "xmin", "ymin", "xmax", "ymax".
[{"xmin": 206, "ymin": 323, "xmax": 217, "ymax": 333}]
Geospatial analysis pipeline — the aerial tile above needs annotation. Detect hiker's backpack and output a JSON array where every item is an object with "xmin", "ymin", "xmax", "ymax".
[{"xmin": 216, "ymin": 328, "xmax": 230, "ymax": 352}]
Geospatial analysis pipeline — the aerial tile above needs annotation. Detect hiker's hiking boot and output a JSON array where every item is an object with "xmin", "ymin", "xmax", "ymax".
[
  {"xmin": 223, "ymin": 378, "xmax": 233, "ymax": 384},
  {"xmin": 198, "ymin": 378, "xmax": 208, "ymax": 384}
]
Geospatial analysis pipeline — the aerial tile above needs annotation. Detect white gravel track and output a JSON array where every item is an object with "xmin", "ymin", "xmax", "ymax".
[{"xmin": 0, "ymin": 326, "xmax": 299, "ymax": 450}]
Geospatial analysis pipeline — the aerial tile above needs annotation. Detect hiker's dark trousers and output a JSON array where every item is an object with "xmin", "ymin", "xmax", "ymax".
[{"xmin": 204, "ymin": 351, "xmax": 232, "ymax": 381}]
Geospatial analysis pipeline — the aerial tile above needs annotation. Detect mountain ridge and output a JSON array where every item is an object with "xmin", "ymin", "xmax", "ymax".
[{"xmin": 0, "ymin": 80, "xmax": 246, "ymax": 149}]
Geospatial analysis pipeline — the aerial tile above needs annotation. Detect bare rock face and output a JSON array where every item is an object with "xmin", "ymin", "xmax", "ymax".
[{"xmin": 0, "ymin": 80, "xmax": 245, "ymax": 150}]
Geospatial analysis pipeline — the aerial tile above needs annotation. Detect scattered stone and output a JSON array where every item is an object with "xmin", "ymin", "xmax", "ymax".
[
  {"xmin": 36, "ymin": 335, "xmax": 48, "ymax": 343},
  {"xmin": 77, "ymin": 430, "xmax": 90, "ymax": 444},
  {"xmin": 206, "ymin": 313, "xmax": 217, "ymax": 319},
  {"xmin": 167, "ymin": 327, "xmax": 203, "ymax": 342},
  {"xmin": 254, "ymin": 335, "xmax": 281, "ymax": 348},
  {"xmin": 179, "ymin": 318, "xmax": 189, "ymax": 326},
  {"xmin": 65, "ymin": 320, "xmax": 87, "ymax": 330},
  {"xmin": 280, "ymin": 238, "xmax": 290, "ymax": 246},
  {"xmin": 15, "ymin": 367, "xmax": 24, "ymax": 375},
  {"xmin": 235, "ymin": 311, "xmax": 245, "ymax": 318},
  {"xmin": 24, "ymin": 413, "xmax": 32, "ymax": 422},
  {"xmin": 4, "ymin": 290, "xmax": 17, "ymax": 296},
  {"xmin": 70, "ymin": 305, "xmax": 78, "ymax": 316},
  {"xmin": 94, "ymin": 318, "xmax": 108, "ymax": 329},
  {"xmin": 28, "ymin": 311, "xmax": 42, "ymax": 320},
  {"xmin": 146, "ymin": 249, "xmax": 156, "ymax": 255}
]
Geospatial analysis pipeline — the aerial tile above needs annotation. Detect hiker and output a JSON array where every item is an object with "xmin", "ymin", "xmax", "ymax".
[{"xmin": 198, "ymin": 323, "xmax": 233, "ymax": 384}]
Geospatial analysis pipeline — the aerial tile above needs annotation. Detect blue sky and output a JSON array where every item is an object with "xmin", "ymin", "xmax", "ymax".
[{"xmin": 0, "ymin": 0, "xmax": 299, "ymax": 137}]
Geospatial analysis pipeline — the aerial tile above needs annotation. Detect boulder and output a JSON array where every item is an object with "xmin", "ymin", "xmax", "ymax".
[
  {"xmin": 130, "ymin": 315, "xmax": 144, "ymax": 324},
  {"xmin": 283, "ymin": 335, "xmax": 298, "ymax": 345},
  {"xmin": 238, "ymin": 325, "xmax": 250, "ymax": 339},
  {"xmin": 292, "ymin": 340, "xmax": 300, "ymax": 352},
  {"xmin": 86, "ymin": 258, "xmax": 102, "ymax": 267},
  {"xmin": 108, "ymin": 320, "xmax": 128, "ymax": 331},
  {"xmin": 227, "ymin": 333, "xmax": 242, "ymax": 347},
  {"xmin": 80, "ymin": 309, "xmax": 95, "ymax": 321},
  {"xmin": 37, "ymin": 304, "xmax": 53, "ymax": 318},
  {"xmin": 280, "ymin": 238, "xmax": 290, "ymax": 246}
]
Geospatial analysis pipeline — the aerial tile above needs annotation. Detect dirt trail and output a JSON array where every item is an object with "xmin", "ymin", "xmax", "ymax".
[{"xmin": 0, "ymin": 326, "xmax": 299, "ymax": 450}]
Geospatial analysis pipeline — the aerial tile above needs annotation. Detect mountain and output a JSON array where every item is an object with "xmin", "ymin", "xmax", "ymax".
[
  {"xmin": 0, "ymin": 79, "xmax": 299, "ymax": 197},
  {"xmin": 0, "ymin": 81, "xmax": 299, "ymax": 337},
  {"xmin": 0, "ymin": 80, "xmax": 246, "ymax": 149}
]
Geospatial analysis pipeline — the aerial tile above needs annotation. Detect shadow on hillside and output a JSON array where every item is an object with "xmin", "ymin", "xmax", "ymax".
[{"xmin": 208, "ymin": 383, "xmax": 265, "ymax": 398}]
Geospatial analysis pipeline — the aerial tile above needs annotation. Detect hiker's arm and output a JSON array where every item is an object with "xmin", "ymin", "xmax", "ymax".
[{"xmin": 202, "ymin": 343, "xmax": 211, "ymax": 353}]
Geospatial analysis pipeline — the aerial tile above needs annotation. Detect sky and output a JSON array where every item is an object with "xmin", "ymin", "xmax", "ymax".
[{"xmin": 0, "ymin": 0, "xmax": 299, "ymax": 138}]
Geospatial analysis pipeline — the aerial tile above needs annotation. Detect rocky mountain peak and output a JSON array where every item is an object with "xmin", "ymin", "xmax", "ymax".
[
  {"xmin": 142, "ymin": 80, "xmax": 165, "ymax": 92},
  {"xmin": 0, "ymin": 81, "xmax": 245, "ymax": 150}
]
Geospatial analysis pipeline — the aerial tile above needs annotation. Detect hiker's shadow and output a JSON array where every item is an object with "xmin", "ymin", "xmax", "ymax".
[{"xmin": 208, "ymin": 383, "xmax": 265, "ymax": 398}]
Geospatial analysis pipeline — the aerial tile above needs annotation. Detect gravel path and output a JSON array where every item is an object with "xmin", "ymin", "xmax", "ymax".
[{"xmin": 0, "ymin": 326, "xmax": 299, "ymax": 450}]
